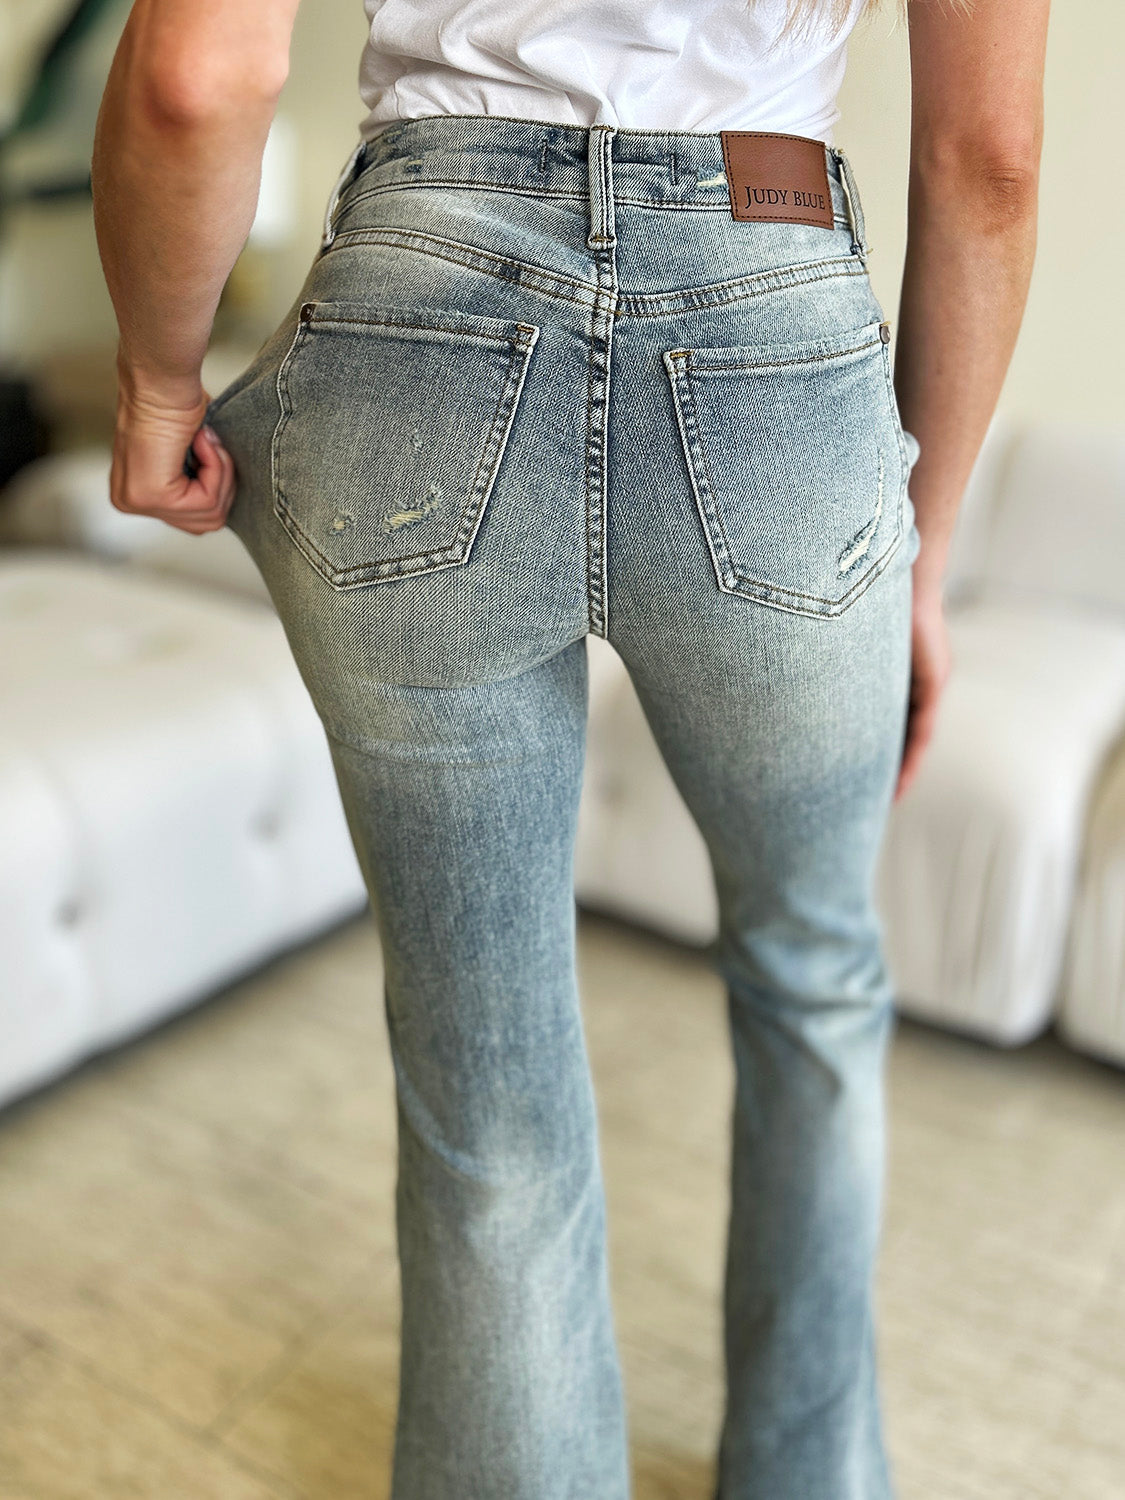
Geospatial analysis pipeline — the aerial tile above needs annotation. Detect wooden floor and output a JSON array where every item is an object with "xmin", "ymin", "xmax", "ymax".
[{"xmin": 1, "ymin": 911, "xmax": 1123, "ymax": 1499}]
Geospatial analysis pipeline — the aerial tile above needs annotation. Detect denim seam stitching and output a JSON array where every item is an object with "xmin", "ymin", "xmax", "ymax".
[
  {"xmin": 585, "ymin": 272, "xmax": 617, "ymax": 636},
  {"xmin": 880, "ymin": 341, "xmax": 910, "ymax": 476},
  {"xmin": 337, "ymin": 180, "xmax": 592, "ymax": 218},
  {"xmin": 680, "ymin": 332, "xmax": 883, "ymax": 373},
  {"xmin": 329, "ymin": 227, "xmax": 862, "ymax": 321},
  {"xmin": 270, "ymin": 318, "xmax": 309, "ymax": 520},
  {"xmin": 304, "ymin": 309, "xmax": 538, "ymax": 346},
  {"xmin": 616, "ymin": 259, "xmax": 864, "ymax": 319},
  {"xmin": 329, "ymin": 226, "xmax": 597, "ymax": 307},
  {"xmin": 880, "ymin": 342, "xmax": 909, "ymax": 537}
]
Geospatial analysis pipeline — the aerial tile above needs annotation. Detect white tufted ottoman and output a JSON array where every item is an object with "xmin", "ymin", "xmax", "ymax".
[
  {"xmin": 0, "ymin": 551, "xmax": 366, "ymax": 1108},
  {"xmin": 876, "ymin": 600, "xmax": 1125, "ymax": 1046},
  {"xmin": 1059, "ymin": 746, "xmax": 1125, "ymax": 1066}
]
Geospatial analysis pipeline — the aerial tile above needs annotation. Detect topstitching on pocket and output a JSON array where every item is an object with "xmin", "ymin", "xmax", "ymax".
[
  {"xmin": 664, "ymin": 319, "xmax": 909, "ymax": 618},
  {"xmin": 270, "ymin": 300, "xmax": 540, "ymax": 590}
]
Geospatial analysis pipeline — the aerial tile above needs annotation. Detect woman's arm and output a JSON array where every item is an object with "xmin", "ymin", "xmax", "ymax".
[
  {"xmin": 892, "ymin": 0, "xmax": 1050, "ymax": 800},
  {"xmin": 91, "ymin": 0, "xmax": 301, "ymax": 532}
]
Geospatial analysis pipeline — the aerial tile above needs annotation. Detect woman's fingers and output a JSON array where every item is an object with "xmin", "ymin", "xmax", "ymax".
[
  {"xmin": 180, "ymin": 424, "xmax": 237, "ymax": 518},
  {"xmin": 894, "ymin": 695, "xmax": 936, "ymax": 802},
  {"xmin": 893, "ymin": 596, "xmax": 951, "ymax": 803},
  {"xmin": 111, "ymin": 394, "xmax": 237, "ymax": 533}
]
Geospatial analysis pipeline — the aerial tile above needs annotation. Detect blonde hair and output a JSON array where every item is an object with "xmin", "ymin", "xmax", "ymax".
[
  {"xmin": 766, "ymin": 0, "xmax": 876, "ymax": 42},
  {"xmin": 774, "ymin": 0, "xmax": 971, "ymax": 42}
]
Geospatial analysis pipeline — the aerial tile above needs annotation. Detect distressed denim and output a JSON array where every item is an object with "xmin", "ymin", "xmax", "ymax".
[{"xmin": 204, "ymin": 115, "xmax": 921, "ymax": 1500}]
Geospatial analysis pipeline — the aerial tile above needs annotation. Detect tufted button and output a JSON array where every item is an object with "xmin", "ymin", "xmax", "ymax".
[
  {"xmin": 253, "ymin": 810, "xmax": 282, "ymax": 840},
  {"xmin": 57, "ymin": 898, "xmax": 82, "ymax": 928},
  {"xmin": 597, "ymin": 772, "xmax": 627, "ymax": 807}
]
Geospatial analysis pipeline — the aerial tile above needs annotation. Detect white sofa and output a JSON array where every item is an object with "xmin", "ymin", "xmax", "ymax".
[
  {"xmin": 0, "ymin": 457, "xmax": 367, "ymax": 1110},
  {"xmin": 1060, "ymin": 741, "xmax": 1125, "ymax": 1065},
  {"xmin": 3, "ymin": 416, "xmax": 1125, "ymax": 1112},
  {"xmin": 577, "ymin": 418, "xmax": 1125, "ymax": 1058}
]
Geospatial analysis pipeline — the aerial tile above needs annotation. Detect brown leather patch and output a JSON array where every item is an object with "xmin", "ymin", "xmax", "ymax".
[{"xmin": 719, "ymin": 130, "xmax": 834, "ymax": 229}]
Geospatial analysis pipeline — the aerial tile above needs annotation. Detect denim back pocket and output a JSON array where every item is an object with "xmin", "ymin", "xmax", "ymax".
[
  {"xmin": 664, "ymin": 320, "xmax": 910, "ymax": 618},
  {"xmin": 271, "ymin": 299, "xmax": 539, "ymax": 589}
]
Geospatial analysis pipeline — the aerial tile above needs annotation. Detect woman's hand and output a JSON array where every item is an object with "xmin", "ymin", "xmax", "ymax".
[
  {"xmin": 110, "ymin": 375, "xmax": 236, "ymax": 534},
  {"xmin": 895, "ymin": 578, "xmax": 952, "ymax": 803},
  {"xmin": 92, "ymin": 0, "xmax": 300, "ymax": 536}
]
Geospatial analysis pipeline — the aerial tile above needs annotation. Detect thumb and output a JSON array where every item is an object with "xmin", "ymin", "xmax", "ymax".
[{"xmin": 185, "ymin": 423, "xmax": 224, "ymax": 479}]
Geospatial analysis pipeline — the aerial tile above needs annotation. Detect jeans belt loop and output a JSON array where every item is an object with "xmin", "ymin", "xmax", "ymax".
[
  {"xmin": 586, "ymin": 124, "xmax": 618, "ymax": 252},
  {"xmin": 321, "ymin": 137, "xmax": 369, "ymax": 251},
  {"xmin": 832, "ymin": 146, "xmax": 869, "ymax": 265}
]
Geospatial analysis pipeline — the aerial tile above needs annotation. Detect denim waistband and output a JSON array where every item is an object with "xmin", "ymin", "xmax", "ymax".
[{"xmin": 321, "ymin": 115, "xmax": 868, "ymax": 262}]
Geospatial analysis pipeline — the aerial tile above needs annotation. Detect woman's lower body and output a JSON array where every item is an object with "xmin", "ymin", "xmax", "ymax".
[{"xmin": 206, "ymin": 115, "xmax": 921, "ymax": 1500}]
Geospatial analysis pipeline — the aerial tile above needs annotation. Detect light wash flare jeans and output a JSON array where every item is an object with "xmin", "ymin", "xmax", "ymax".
[{"xmin": 205, "ymin": 115, "xmax": 921, "ymax": 1500}]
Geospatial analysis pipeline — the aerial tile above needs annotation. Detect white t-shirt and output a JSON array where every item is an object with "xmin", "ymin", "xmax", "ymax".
[{"xmin": 358, "ymin": 0, "xmax": 866, "ymax": 145}]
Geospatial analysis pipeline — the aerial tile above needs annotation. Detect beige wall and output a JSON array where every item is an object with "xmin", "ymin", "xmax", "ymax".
[
  {"xmin": 0, "ymin": 0, "xmax": 368, "ymax": 370},
  {"xmin": 4, "ymin": 0, "xmax": 1123, "ymax": 427},
  {"xmin": 270, "ymin": 0, "xmax": 371, "ymax": 298},
  {"xmin": 839, "ymin": 1, "xmax": 1125, "ymax": 424},
  {"xmin": 282, "ymin": 0, "xmax": 1125, "ymax": 430}
]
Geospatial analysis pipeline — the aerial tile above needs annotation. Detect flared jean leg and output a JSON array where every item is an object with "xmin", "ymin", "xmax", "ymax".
[
  {"xmin": 609, "ymin": 553, "xmax": 913, "ymax": 1500},
  {"xmin": 319, "ymin": 640, "xmax": 630, "ymax": 1500}
]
